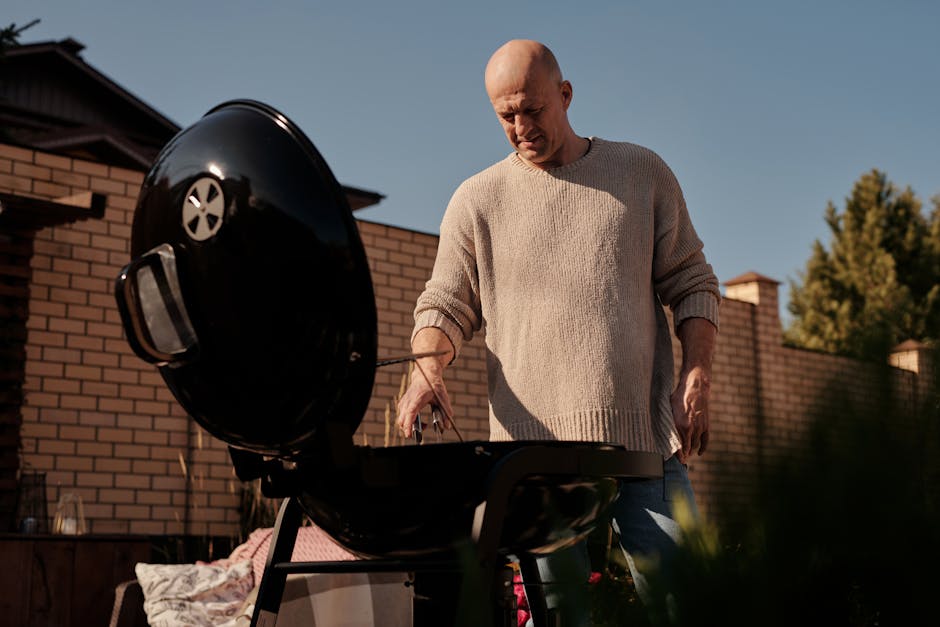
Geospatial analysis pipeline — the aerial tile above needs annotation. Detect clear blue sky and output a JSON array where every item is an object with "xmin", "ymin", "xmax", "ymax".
[{"xmin": 9, "ymin": 0, "xmax": 940, "ymax": 320}]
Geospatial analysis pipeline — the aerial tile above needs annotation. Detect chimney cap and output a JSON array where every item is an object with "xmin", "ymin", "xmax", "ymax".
[
  {"xmin": 892, "ymin": 339, "xmax": 928, "ymax": 352},
  {"xmin": 724, "ymin": 271, "xmax": 780, "ymax": 287}
]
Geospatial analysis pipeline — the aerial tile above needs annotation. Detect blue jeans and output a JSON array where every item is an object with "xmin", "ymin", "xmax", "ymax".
[{"xmin": 520, "ymin": 456, "xmax": 696, "ymax": 626}]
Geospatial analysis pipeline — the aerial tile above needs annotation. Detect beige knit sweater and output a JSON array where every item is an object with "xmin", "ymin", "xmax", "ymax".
[{"xmin": 414, "ymin": 138, "xmax": 720, "ymax": 457}]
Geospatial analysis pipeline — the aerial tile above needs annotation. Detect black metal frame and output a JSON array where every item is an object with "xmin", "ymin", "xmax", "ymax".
[
  {"xmin": 247, "ymin": 497, "xmax": 514, "ymax": 627},
  {"xmin": 245, "ymin": 446, "xmax": 662, "ymax": 627}
]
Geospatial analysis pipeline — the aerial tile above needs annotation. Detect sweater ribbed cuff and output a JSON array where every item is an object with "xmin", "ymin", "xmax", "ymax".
[
  {"xmin": 412, "ymin": 309, "xmax": 464, "ymax": 362},
  {"xmin": 673, "ymin": 291, "xmax": 720, "ymax": 332}
]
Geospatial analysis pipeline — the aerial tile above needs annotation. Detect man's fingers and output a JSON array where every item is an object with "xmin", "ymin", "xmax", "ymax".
[
  {"xmin": 688, "ymin": 406, "xmax": 711, "ymax": 458},
  {"xmin": 396, "ymin": 392, "xmax": 426, "ymax": 438},
  {"xmin": 690, "ymin": 408, "xmax": 705, "ymax": 453},
  {"xmin": 396, "ymin": 375, "xmax": 455, "ymax": 439},
  {"xmin": 682, "ymin": 416, "xmax": 693, "ymax": 457},
  {"xmin": 689, "ymin": 429, "xmax": 699, "ymax": 454},
  {"xmin": 395, "ymin": 404, "xmax": 415, "ymax": 437},
  {"xmin": 671, "ymin": 392, "xmax": 691, "ymax": 458}
]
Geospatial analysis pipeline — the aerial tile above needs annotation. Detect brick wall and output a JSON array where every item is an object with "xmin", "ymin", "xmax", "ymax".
[
  {"xmin": 1, "ymin": 142, "xmax": 929, "ymax": 538},
  {"xmin": 1, "ymin": 144, "xmax": 240, "ymax": 536},
  {"xmin": 697, "ymin": 275, "xmax": 922, "ymax": 520}
]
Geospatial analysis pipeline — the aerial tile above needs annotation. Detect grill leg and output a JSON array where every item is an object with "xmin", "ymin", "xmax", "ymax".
[
  {"xmin": 519, "ymin": 555, "xmax": 551, "ymax": 627},
  {"xmin": 249, "ymin": 496, "xmax": 303, "ymax": 627}
]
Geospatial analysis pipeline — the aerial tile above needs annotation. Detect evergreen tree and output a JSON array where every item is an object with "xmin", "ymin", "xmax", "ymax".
[{"xmin": 785, "ymin": 169, "xmax": 940, "ymax": 357}]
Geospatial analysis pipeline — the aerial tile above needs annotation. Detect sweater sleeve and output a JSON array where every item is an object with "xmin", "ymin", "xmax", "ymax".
[
  {"xmin": 412, "ymin": 185, "xmax": 483, "ymax": 360},
  {"xmin": 649, "ymin": 154, "xmax": 721, "ymax": 331}
]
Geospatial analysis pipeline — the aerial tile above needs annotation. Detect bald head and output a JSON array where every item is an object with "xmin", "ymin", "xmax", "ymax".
[
  {"xmin": 483, "ymin": 40, "xmax": 586, "ymax": 170},
  {"xmin": 484, "ymin": 39, "xmax": 562, "ymax": 97}
]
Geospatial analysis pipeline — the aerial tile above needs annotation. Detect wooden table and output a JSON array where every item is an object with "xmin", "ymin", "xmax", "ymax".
[{"xmin": 0, "ymin": 533, "xmax": 150, "ymax": 627}]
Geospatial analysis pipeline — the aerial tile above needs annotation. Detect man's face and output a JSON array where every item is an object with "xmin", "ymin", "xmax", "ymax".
[{"xmin": 488, "ymin": 73, "xmax": 573, "ymax": 169}]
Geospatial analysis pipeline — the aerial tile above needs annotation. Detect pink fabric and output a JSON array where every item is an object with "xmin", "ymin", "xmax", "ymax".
[
  {"xmin": 230, "ymin": 525, "xmax": 357, "ymax": 584},
  {"xmin": 513, "ymin": 571, "xmax": 530, "ymax": 626}
]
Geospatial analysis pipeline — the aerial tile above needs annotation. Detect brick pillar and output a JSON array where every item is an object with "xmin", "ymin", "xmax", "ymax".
[
  {"xmin": 0, "ymin": 229, "xmax": 34, "ymax": 531},
  {"xmin": 889, "ymin": 339, "xmax": 934, "ymax": 410},
  {"xmin": 889, "ymin": 340, "xmax": 930, "ymax": 375},
  {"xmin": 724, "ymin": 271, "xmax": 783, "ymax": 349},
  {"xmin": 724, "ymin": 272, "xmax": 783, "ymax": 472}
]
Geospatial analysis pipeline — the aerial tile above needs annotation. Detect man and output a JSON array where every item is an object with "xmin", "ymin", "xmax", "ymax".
[{"xmin": 397, "ymin": 39, "xmax": 719, "ymax": 624}]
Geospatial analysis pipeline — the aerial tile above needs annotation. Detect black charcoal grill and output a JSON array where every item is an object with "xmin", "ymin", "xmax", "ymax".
[{"xmin": 114, "ymin": 100, "xmax": 662, "ymax": 627}]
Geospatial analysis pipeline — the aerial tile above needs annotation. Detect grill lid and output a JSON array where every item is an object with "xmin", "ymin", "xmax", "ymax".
[{"xmin": 115, "ymin": 100, "xmax": 377, "ymax": 459}]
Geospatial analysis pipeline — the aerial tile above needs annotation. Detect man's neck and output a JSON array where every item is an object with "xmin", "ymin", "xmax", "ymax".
[{"xmin": 523, "ymin": 135, "xmax": 591, "ymax": 171}]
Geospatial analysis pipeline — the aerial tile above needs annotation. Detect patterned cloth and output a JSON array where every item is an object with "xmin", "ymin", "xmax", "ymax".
[
  {"xmin": 135, "ymin": 527, "xmax": 362, "ymax": 627},
  {"xmin": 135, "ymin": 560, "xmax": 254, "ymax": 627}
]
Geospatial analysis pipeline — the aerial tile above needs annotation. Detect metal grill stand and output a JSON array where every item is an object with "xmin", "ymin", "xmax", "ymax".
[{"xmin": 241, "ymin": 444, "xmax": 662, "ymax": 627}]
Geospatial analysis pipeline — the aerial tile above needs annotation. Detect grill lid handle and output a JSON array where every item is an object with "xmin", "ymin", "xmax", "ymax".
[{"xmin": 114, "ymin": 243, "xmax": 199, "ymax": 366}]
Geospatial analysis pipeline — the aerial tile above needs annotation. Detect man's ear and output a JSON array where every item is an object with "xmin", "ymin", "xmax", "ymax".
[{"xmin": 560, "ymin": 80, "xmax": 573, "ymax": 110}]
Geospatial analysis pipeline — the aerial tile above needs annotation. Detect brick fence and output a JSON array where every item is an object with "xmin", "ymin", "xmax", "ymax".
[{"xmin": 1, "ymin": 142, "xmax": 931, "ymax": 537}]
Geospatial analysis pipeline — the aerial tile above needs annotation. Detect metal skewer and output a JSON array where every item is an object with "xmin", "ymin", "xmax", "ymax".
[
  {"xmin": 375, "ymin": 350, "xmax": 450, "ymax": 368},
  {"xmin": 431, "ymin": 406, "xmax": 444, "ymax": 442},
  {"xmin": 412, "ymin": 411, "xmax": 423, "ymax": 444}
]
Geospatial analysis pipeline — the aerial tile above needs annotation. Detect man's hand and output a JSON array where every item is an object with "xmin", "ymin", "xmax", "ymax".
[
  {"xmin": 673, "ymin": 317, "xmax": 717, "ymax": 462},
  {"xmin": 672, "ymin": 365, "xmax": 711, "ymax": 462},
  {"xmin": 396, "ymin": 327, "xmax": 455, "ymax": 439},
  {"xmin": 396, "ymin": 364, "xmax": 454, "ymax": 438}
]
